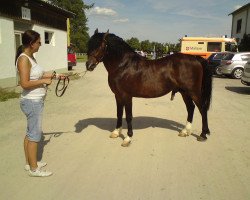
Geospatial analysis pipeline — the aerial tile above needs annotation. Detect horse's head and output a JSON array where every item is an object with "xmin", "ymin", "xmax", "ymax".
[{"xmin": 86, "ymin": 29, "xmax": 109, "ymax": 71}]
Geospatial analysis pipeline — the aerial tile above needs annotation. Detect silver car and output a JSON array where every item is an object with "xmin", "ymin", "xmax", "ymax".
[
  {"xmin": 241, "ymin": 60, "xmax": 250, "ymax": 86},
  {"xmin": 218, "ymin": 52, "xmax": 250, "ymax": 79}
]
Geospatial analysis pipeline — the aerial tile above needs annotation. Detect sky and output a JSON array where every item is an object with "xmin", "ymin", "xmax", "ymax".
[{"xmin": 84, "ymin": 0, "xmax": 249, "ymax": 44}]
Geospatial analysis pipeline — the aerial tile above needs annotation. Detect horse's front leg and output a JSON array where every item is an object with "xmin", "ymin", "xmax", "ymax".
[
  {"xmin": 121, "ymin": 97, "xmax": 133, "ymax": 147},
  {"xmin": 110, "ymin": 96, "xmax": 124, "ymax": 138}
]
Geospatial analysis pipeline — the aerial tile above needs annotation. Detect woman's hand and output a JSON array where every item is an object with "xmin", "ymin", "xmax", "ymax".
[{"xmin": 44, "ymin": 79, "xmax": 52, "ymax": 85}]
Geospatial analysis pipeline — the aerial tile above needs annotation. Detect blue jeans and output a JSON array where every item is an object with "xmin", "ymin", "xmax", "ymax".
[{"xmin": 20, "ymin": 98, "xmax": 44, "ymax": 142}]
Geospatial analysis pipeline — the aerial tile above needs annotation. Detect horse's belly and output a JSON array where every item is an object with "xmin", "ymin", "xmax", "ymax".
[{"xmin": 127, "ymin": 85, "xmax": 171, "ymax": 98}]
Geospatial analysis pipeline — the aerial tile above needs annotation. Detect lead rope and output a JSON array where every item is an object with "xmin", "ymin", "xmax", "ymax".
[{"xmin": 54, "ymin": 70, "xmax": 88, "ymax": 97}]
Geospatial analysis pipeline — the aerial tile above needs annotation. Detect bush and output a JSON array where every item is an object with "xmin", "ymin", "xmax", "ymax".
[{"xmin": 238, "ymin": 34, "xmax": 250, "ymax": 52}]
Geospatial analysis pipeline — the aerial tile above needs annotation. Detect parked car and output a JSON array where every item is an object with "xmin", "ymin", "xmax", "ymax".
[
  {"xmin": 67, "ymin": 46, "xmax": 77, "ymax": 70},
  {"xmin": 241, "ymin": 60, "xmax": 250, "ymax": 86},
  {"xmin": 207, "ymin": 52, "xmax": 228, "ymax": 75},
  {"xmin": 218, "ymin": 52, "xmax": 250, "ymax": 79}
]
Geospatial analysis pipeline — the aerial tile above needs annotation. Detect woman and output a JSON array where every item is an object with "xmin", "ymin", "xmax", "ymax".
[{"xmin": 16, "ymin": 30, "xmax": 63, "ymax": 177}]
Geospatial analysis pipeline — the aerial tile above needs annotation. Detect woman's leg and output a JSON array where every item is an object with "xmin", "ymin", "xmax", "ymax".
[
  {"xmin": 24, "ymin": 136, "xmax": 29, "ymax": 165},
  {"xmin": 27, "ymin": 140, "xmax": 38, "ymax": 170}
]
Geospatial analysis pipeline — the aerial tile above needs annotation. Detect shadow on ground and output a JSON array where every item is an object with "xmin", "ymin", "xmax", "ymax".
[
  {"xmin": 74, "ymin": 116, "xmax": 184, "ymax": 134},
  {"xmin": 225, "ymin": 86, "xmax": 250, "ymax": 95},
  {"xmin": 37, "ymin": 131, "xmax": 70, "ymax": 161}
]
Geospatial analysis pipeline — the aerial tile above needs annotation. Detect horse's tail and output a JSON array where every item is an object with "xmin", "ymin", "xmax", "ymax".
[{"xmin": 197, "ymin": 56, "xmax": 213, "ymax": 111}]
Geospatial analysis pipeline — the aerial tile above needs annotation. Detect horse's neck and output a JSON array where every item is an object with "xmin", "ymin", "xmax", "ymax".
[
  {"xmin": 103, "ymin": 59, "xmax": 118, "ymax": 74},
  {"xmin": 103, "ymin": 52, "xmax": 124, "ymax": 73}
]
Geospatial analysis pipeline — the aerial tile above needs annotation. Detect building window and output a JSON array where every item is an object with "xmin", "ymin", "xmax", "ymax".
[
  {"xmin": 236, "ymin": 19, "xmax": 242, "ymax": 33},
  {"xmin": 44, "ymin": 31, "xmax": 55, "ymax": 45}
]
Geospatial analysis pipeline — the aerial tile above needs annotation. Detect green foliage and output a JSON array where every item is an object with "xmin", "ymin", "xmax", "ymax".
[
  {"xmin": 126, "ymin": 37, "xmax": 141, "ymax": 50},
  {"xmin": 0, "ymin": 87, "xmax": 20, "ymax": 102},
  {"xmin": 125, "ymin": 36, "xmax": 180, "ymax": 57},
  {"xmin": 49, "ymin": 0, "xmax": 93, "ymax": 52},
  {"xmin": 141, "ymin": 40, "xmax": 152, "ymax": 53},
  {"xmin": 238, "ymin": 34, "xmax": 250, "ymax": 52}
]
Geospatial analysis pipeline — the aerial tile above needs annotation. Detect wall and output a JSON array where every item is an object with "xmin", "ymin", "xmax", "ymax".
[
  {"xmin": 232, "ymin": 7, "xmax": 250, "ymax": 42},
  {"xmin": 247, "ymin": 7, "xmax": 250, "ymax": 35},
  {"xmin": 0, "ymin": 21, "xmax": 68, "ymax": 86},
  {"xmin": 33, "ymin": 25, "xmax": 67, "ymax": 72},
  {"xmin": 0, "ymin": 17, "xmax": 16, "ymax": 79}
]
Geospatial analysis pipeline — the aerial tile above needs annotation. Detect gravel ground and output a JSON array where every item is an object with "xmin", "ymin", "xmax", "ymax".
[{"xmin": 0, "ymin": 62, "xmax": 250, "ymax": 200}]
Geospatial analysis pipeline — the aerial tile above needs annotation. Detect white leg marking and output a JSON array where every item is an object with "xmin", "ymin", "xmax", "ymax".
[
  {"xmin": 179, "ymin": 122, "xmax": 192, "ymax": 137},
  {"xmin": 121, "ymin": 136, "xmax": 131, "ymax": 147},
  {"xmin": 110, "ymin": 127, "xmax": 122, "ymax": 138}
]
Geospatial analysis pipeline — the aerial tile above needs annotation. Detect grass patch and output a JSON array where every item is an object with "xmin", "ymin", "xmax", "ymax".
[
  {"xmin": 0, "ymin": 87, "xmax": 20, "ymax": 102},
  {"xmin": 77, "ymin": 54, "xmax": 87, "ymax": 62}
]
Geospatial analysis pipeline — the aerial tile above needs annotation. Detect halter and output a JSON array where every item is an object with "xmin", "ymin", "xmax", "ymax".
[{"xmin": 91, "ymin": 39, "xmax": 107, "ymax": 66}]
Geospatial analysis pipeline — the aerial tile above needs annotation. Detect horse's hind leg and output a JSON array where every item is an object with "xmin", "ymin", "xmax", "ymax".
[
  {"xmin": 110, "ymin": 96, "xmax": 124, "ymax": 138},
  {"xmin": 179, "ymin": 93, "xmax": 195, "ymax": 137},
  {"xmin": 197, "ymin": 107, "xmax": 210, "ymax": 141},
  {"xmin": 190, "ymin": 94, "xmax": 210, "ymax": 141},
  {"xmin": 121, "ymin": 97, "xmax": 133, "ymax": 147}
]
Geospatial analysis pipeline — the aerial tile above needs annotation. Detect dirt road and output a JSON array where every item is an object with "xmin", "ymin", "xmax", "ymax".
[{"xmin": 0, "ymin": 62, "xmax": 250, "ymax": 200}]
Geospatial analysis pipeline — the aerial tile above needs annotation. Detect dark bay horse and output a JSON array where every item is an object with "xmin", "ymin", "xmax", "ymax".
[{"xmin": 86, "ymin": 29, "xmax": 212, "ymax": 147}]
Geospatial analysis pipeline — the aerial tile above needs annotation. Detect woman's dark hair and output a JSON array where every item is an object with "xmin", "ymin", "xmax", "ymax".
[{"xmin": 15, "ymin": 30, "xmax": 40, "ymax": 63}]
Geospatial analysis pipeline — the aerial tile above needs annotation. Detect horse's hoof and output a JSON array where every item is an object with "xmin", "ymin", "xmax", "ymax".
[
  {"xmin": 110, "ymin": 132, "xmax": 119, "ymax": 138},
  {"xmin": 178, "ymin": 132, "xmax": 188, "ymax": 137},
  {"xmin": 178, "ymin": 129, "xmax": 191, "ymax": 137},
  {"xmin": 110, "ymin": 128, "xmax": 122, "ymax": 138},
  {"xmin": 197, "ymin": 136, "xmax": 207, "ymax": 142},
  {"xmin": 121, "ymin": 137, "xmax": 131, "ymax": 147}
]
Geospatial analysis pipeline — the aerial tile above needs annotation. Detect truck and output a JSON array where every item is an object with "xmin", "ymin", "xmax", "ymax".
[
  {"xmin": 180, "ymin": 36, "xmax": 238, "ymax": 59},
  {"xmin": 67, "ymin": 45, "xmax": 77, "ymax": 70}
]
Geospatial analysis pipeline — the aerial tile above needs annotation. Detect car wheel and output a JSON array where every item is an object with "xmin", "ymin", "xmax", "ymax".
[
  {"xmin": 215, "ymin": 66, "xmax": 222, "ymax": 76},
  {"xmin": 232, "ymin": 68, "xmax": 243, "ymax": 79}
]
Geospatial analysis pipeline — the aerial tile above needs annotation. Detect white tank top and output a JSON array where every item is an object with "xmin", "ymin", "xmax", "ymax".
[{"xmin": 16, "ymin": 53, "xmax": 46, "ymax": 99}]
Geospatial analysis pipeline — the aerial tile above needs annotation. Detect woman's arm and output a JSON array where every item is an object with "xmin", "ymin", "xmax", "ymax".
[
  {"xmin": 42, "ymin": 72, "xmax": 55, "ymax": 79},
  {"xmin": 17, "ymin": 56, "xmax": 52, "ymax": 90},
  {"xmin": 43, "ymin": 71, "xmax": 66, "ymax": 80}
]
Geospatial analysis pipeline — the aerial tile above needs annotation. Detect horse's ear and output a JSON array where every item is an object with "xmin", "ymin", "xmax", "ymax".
[
  {"xmin": 94, "ymin": 28, "xmax": 98, "ymax": 34},
  {"xmin": 104, "ymin": 29, "xmax": 109, "ymax": 40}
]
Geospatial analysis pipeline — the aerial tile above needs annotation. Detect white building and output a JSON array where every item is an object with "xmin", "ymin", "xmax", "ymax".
[
  {"xmin": 229, "ymin": 3, "xmax": 250, "ymax": 43},
  {"xmin": 0, "ymin": 0, "xmax": 73, "ymax": 86}
]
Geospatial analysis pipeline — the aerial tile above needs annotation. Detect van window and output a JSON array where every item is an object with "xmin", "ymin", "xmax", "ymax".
[
  {"xmin": 225, "ymin": 42, "xmax": 238, "ymax": 52},
  {"xmin": 207, "ymin": 42, "xmax": 221, "ymax": 52},
  {"xmin": 67, "ymin": 47, "xmax": 74, "ymax": 54}
]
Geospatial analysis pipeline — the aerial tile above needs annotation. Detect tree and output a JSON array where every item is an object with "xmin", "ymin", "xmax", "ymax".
[
  {"xmin": 141, "ymin": 40, "xmax": 152, "ymax": 53},
  {"xmin": 49, "ymin": 0, "xmax": 93, "ymax": 52},
  {"xmin": 239, "ymin": 34, "xmax": 250, "ymax": 52},
  {"xmin": 126, "ymin": 37, "xmax": 141, "ymax": 50}
]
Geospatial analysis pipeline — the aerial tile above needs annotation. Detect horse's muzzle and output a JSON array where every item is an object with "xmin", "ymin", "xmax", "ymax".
[{"xmin": 86, "ymin": 61, "xmax": 96, "ymax": 71}]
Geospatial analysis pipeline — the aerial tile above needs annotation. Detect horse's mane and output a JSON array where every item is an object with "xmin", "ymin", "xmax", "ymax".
[{"xmin": 88, "ymin": 32, "xmax": 138, "ymax": 58}]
